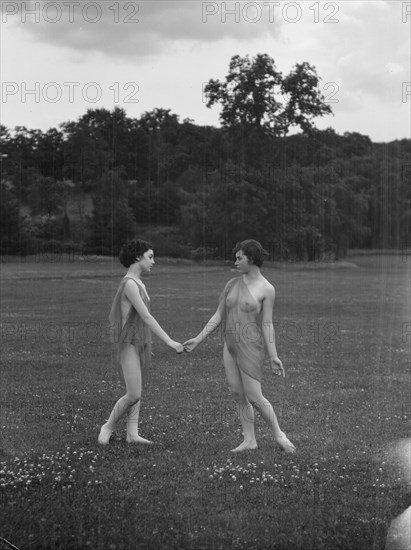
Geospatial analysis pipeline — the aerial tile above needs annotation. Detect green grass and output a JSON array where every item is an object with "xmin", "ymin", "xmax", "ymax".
[{"xmin": 1, "ymin": 255, "xmax": 410, "ymax": 549}]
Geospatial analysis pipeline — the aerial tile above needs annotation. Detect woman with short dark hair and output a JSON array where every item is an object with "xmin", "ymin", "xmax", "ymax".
[
  {"xmin": 98, "ymin": 239, "xmax": 184, "ymax": 445},
  {"xmin": 184, "ymin": 239, "xmax": 295, "ymax": 453}
]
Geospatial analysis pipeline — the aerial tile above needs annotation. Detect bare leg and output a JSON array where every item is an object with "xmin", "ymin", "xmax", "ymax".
[
  {"xmin": 241, "ymin": 373, "xmax": 296, "ymax": 453},
  {"xmin": 126, "ymin": 400, "xmax": 152, "ymax": 444},
  {"xmin": 98, "ymin": 345, "xmax": 151, "ymax": 445},
  {"xmin": 223, "ymin": 345, "xmax": 257, "ymax": 452}
]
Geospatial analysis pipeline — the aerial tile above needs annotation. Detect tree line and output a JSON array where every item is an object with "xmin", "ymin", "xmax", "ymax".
[{"xmin": 1, "ymin": 54, "xmax": 410, "ymax": 261}]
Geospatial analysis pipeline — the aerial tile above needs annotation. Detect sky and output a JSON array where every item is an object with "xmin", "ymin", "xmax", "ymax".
[{"xmin": 1, "ymin": 0, "xmax": 410, "ymax": 142}]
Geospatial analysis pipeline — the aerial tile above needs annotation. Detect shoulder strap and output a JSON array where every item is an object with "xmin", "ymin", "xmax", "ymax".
[{"xmin": 123, "ymin": 276, "xmax": 150, "ymax": 302}]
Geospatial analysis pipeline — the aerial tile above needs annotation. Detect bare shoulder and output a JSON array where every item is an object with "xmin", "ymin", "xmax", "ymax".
[
  {"xmin": 123, "ymin": 278, "xmax": 136, "ymax": 291},
  {"xmin": 123, "ymin": 278, "xmax": 141, "ymax": 297},
  {"xmin": 261, "ymin": 277, "xmax": 275, "ymax": 300}
]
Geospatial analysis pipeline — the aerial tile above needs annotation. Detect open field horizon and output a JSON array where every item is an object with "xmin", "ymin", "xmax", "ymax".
[{"xmin": 1, "ymin": 254, "xmax": 410, "ymax": 549}]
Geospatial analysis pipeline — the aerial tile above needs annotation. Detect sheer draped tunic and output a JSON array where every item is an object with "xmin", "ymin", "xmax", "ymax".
[
  {"xmin": 108, "ymin": 276, "xmax": 151, "ymax": 369},
  {"xmin": 219, "ymin": 277, "xmax": 265, "ymax": 382}
]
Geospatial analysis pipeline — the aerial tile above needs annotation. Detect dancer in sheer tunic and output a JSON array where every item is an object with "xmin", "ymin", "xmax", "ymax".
[
  {"xmin": 98, "ymin": 240, "xmax": 183, "ymax": 445},
  {"xmin": 184, "ymin": 240, "xmax": 296, "ymax": 453}
]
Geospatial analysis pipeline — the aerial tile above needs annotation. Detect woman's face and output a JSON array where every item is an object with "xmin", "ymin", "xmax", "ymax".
[
  {"xmin": 234, "ymin": 249, "xmax": 251, "ymax": 272},
  {"xmin": 137, "ymin": 249, "xmax": 155, "ymax": 272}
]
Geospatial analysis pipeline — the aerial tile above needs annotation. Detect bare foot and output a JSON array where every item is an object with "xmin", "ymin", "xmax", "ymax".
[
  {"xmin": 126, "ymin": 435, "xmax": 153, "ymax": 444},
  {"xmin": 276, "ymin": 433, "xmax": 296, "ymax": 453},
  {"xmin": 230, "ymin": 440, "xmax": 258, "ymax": 453},
  {"xmin": 98, "ymin": 424, "xmax": 112, "ymax": 445}
]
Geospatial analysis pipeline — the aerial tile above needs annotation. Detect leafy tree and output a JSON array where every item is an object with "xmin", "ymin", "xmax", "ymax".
[
  {"xmin": 26, "ymin": 170, "xmax": 62, "ymax": 216},
  {"xmin": 1, "ymin": 127, "xmax": 44, "ymax": 201},
  {"xmin": 33, "ymin": 128, "xmax": 64, "ymax": 180},
  {"xmin": 88, "ymin": 168, "xmax": 135, "ymax": 254},
  {"xmin": 281, "ymin": 62, "xmax": 333, "ymax": 133},
  {"xmin": 204, "ymin": 54, "xmax": 283, "ymax": 131},
  {"xmin": 0, "ymin": 181, "xmax": 23, "ymax": 251},
  {"xmin": 61, "ymin": 118, "xmax": 111, "ymax": 191},
  {"xmin": 138, "ymin": 108, "xmax": 180, "ymax": 133},
  {"xmin": 204, "ymin": 54, "xmax": 332, "ymax": 136},
  {"xmin": 180, "ymin": 162, "xmax": 279, "ymax": 257},
  {"xmin": 138, "ymin": 109, "xmax": 191, "ymax": 184}
]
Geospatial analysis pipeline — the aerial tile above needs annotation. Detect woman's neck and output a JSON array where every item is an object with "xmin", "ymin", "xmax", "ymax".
[
  {"xmin": 127, "ymin": 265, "xmax": 142, "ymax": 280},
  {"xmin": 243, "ymin": 266, "xmax": 261, "ymax": 282}
]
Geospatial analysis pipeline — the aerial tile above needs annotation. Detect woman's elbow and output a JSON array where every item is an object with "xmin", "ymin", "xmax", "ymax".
[{"xmin": 142, "ymin": 313, "xmax": 153, "ymax": 324}]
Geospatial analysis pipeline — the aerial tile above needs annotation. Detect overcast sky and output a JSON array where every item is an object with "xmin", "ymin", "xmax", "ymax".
[{"xmin": 1, "ymin": 0, "xmax": 410, "ymax": 142}]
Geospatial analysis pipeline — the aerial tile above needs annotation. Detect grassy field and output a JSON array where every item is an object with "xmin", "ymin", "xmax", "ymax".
[{"xmin": 0, "ymin": 253, "xmax": 410, "ymax": 549}]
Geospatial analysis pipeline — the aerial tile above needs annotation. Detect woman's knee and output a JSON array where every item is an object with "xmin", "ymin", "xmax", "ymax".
[
  {"xmin": 229, "ymin": 387, "xmax": 247, "ymax": 402},
  {"xmin": 125, "ymin": 393, "xmax": 141, "ymax": 406},
  {"xmin": 246, "ymin": 391, "xmax": 264, "ymax": 407}
]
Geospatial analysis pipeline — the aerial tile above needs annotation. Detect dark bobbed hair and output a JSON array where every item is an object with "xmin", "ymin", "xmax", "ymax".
[
  {"xmin": 232, "ymin": 239, "xmax": 270, "ymax": 267},
  {"xmin": 119, "ymin": 239, "xmax": 152, "ymax": 268}
]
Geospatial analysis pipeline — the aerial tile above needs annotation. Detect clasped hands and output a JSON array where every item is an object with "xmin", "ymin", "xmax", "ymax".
[{"xmin": 170, "ymin": 338, "xmax": 199, "ymax": 354}]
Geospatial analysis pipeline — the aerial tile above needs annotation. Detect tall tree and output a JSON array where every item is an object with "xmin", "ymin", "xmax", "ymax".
[
  {"xmin": 204, "ymin": 54, "xmax": 332, "ymax": 136},
  {"xmin": 88, "ymin": 168, "xmax": 136, "ymax": 254},
  {"xmin": 0, "ymin": 181, "xmax": 24, "ymax": 252},
  {"xmin": 204, "ymin": 54, "xmax": 284, "ymax": 133},
  {"xmin": 26, "ymin": 171, "xmax": 62, "ymax": 216},
  {"xmin": 281, "ymin": 62, "xmax": 333, "ymax": 134}
]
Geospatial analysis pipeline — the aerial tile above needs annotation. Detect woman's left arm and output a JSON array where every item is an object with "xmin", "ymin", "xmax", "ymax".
[{"xmin": 261, "ymin": 286, "xmax": 285, "ymax": 377}]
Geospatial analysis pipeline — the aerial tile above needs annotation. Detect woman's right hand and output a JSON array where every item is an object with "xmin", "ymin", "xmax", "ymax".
[
  {"xmin": 169, "ymin": 340, "xmax": 184, "ymax": 354},
  {"xmin": 269, "ymin": 356, "xmax": 285, "ymax": 377},
  {"xmin": 182, "ymin": 338, "xmax": 198, "ymax": 353}
]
